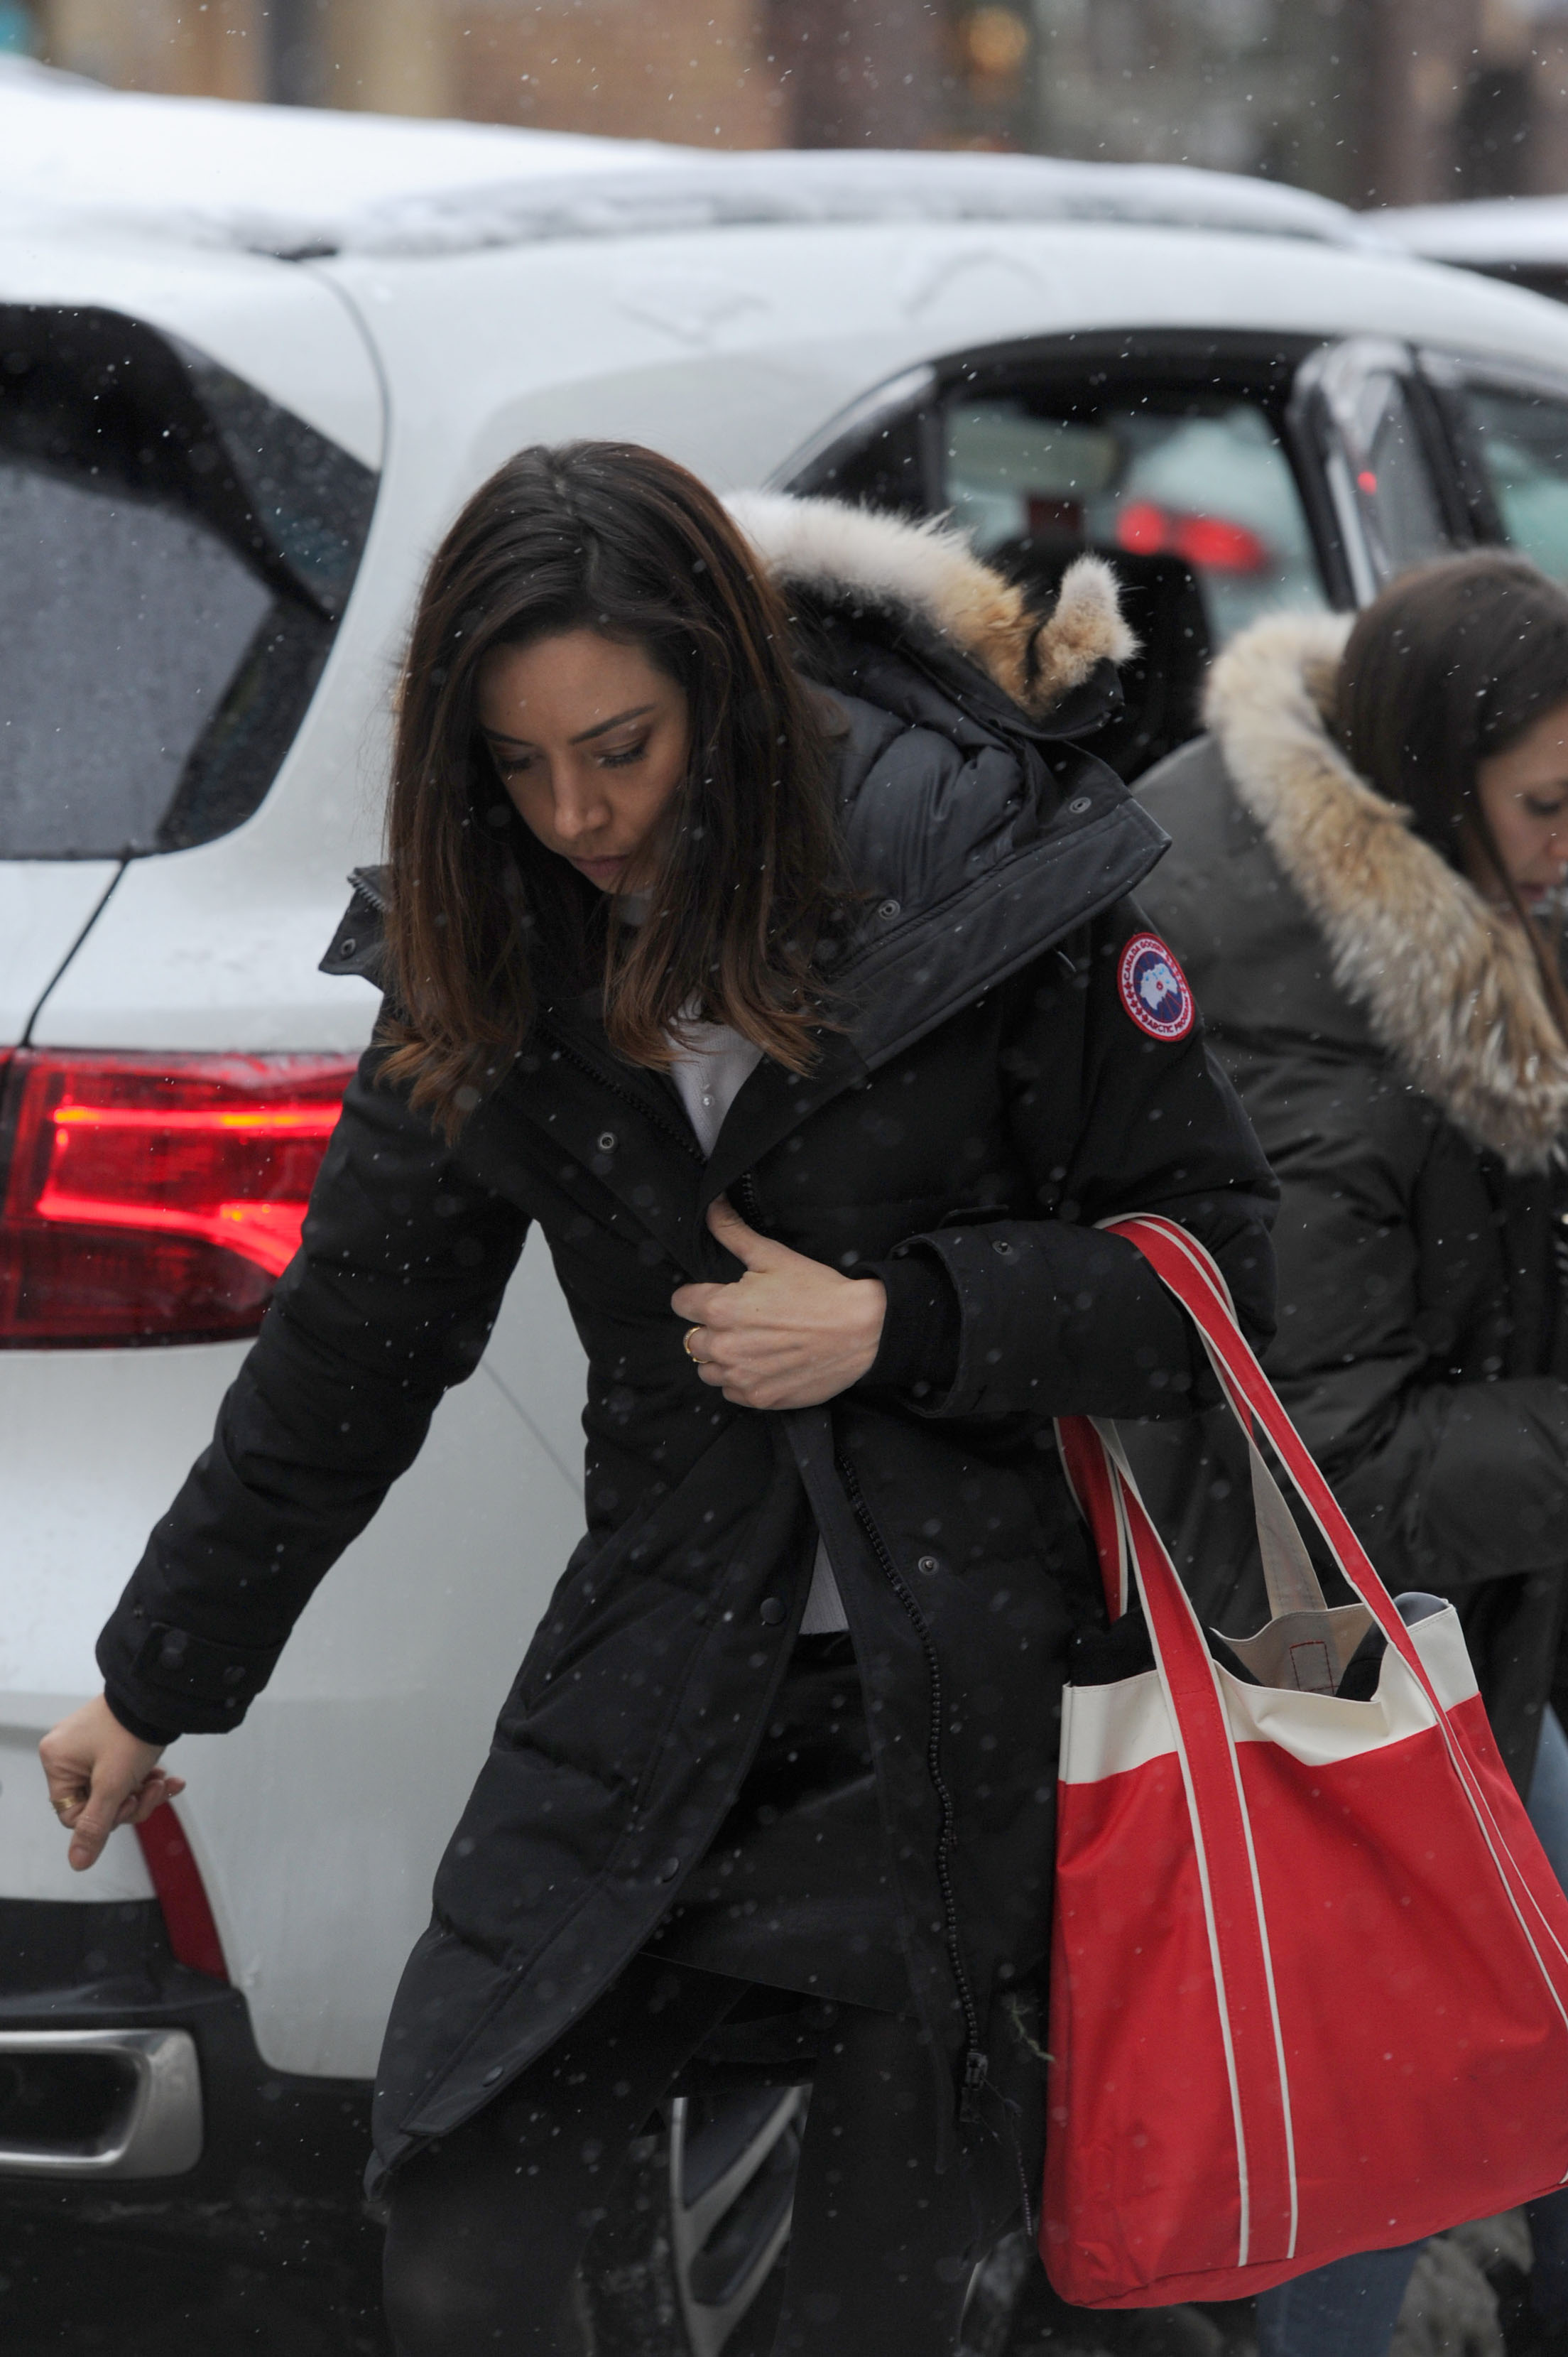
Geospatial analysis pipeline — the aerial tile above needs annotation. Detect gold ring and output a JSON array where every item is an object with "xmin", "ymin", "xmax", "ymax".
[
  {"xmin": 683, "ymin": 1326, "xmax": 703, "ymax": 1362},
  {"xmin": 52, "ymin": 1793, "xmax": 84, "ymax": 1820}
]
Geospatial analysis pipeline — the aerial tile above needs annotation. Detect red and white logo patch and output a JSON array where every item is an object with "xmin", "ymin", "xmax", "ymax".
[{"xmin": 1118, "ymin": 932, "xmax": 1194, "ymax": 1041}]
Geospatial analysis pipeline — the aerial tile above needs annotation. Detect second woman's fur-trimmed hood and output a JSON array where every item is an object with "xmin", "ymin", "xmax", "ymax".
[
  {"xmin": 1204, "ymin": 610, "xmax": 1568, "ymax": 1173},
  {"xmin": 726, "ymin": 491, "xmax": 1137, "ymax": 720}
]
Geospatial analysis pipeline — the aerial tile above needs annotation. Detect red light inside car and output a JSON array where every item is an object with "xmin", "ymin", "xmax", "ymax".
[
  {"xmin": 1114, "ymin": 499, "xmax": 1270, "ymax": 575},
  {"xmin": 0, "ymin": 1051, "xmax": 355, "ymax": 1346},
  {"xmin": 1114, "ymin": 499, "xmax": 1171, "ymax": 557}
]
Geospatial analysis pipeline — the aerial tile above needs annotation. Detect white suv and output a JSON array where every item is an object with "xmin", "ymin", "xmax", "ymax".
[{"xmin": 9, "ymin": 56, "xmax": 1568, "ymax": 2353}]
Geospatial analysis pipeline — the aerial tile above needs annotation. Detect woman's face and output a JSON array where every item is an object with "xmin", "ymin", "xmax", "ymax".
[
  {"xmin": 1472, "ymin": 693, "xmax": 1568, "ymax": 914},
  {"xmin": 477, "ymin": 629, "xmax": 690, "ymax": 894}
]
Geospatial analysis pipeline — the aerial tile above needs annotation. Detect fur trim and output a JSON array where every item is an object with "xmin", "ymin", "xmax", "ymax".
[
  {"xmin": 1205, "ymin": 611, "xmax": 1568, "ymax": 1173},
  {"xmin": 726, "ymin": 491, "xmax": 1136, "ymax": 719}
]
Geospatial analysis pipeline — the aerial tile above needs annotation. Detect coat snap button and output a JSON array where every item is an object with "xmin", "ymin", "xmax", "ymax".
[
  {"xmin": 991, "ymin": 1238, "xmax": 1013, "ymax": 1255},
  {"xmin": 597, "ymin": 1131, "xmax": 616, "ymax": 1152},
  {"xmin": 1067, "ymin": 795, "xmax": 1091, "ymax": 815},
  {"xmin": 758, "ymin": 1596, "xmax": 787, "ymax": 1625},
  {"xmin": 917, "ymin": 1554, "xmax": 940, "ymax": 1576},
  {"xmin": 658, "ymin": 1856, "xmax": 682, "ymax": 1882},
  {"xmin": 876, "ymin": 898, "xmax": 901, "ymax": 920}
]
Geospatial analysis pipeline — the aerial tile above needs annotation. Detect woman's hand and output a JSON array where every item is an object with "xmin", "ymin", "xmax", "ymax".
[
  {"xmin": 672, "ymin": 1198, "xmax": 886, "ymax": 1410},
  {"xmin": 39, "ymin": 1695, "xmax": 184, "ymax": 1873}
]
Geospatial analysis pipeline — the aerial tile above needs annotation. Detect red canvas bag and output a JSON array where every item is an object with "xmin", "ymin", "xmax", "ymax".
[{"xmin": 1042, "ymin": 1213, "xmax": 1568, "ymax": 2309}]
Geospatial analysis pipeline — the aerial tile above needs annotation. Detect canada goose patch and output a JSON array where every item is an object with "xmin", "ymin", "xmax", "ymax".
[{"xmin": 1119, "ymin": 933, "xmax": 1194, "ymax": 1041}]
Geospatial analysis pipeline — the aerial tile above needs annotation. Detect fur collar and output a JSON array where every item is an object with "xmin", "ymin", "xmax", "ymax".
[
  {"xmin": 726, "ymin": 492, "xmax": 1136, "ymax": 720},
  {"xmin": 1205, "ymin": 612, "xmax": 1568, "ymax": 1173}
]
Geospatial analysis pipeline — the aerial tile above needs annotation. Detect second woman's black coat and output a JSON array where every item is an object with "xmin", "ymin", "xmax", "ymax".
[
  {"xmin": 95, "ymin": 496, "xmax": 1276, "ymax": 2209},
  {"xmin": 1136, "ymin": 610, "xmax": 1568, "ymax": 1792}
]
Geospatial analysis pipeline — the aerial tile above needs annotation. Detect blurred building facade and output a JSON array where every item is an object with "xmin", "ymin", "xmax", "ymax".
[
  {"xmin": 17, "ymin": 0, "xmax": 1568, "ymax": 202},
  {"xmin": 22, "ymin": 0, "xmax": 943, "ymax": 148},
  {"xmin": 1030, "ymin": 0, "xmax": 1568, "ymax": 206}
]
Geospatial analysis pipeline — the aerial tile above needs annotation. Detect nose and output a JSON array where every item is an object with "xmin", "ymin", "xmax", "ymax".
[{"xmin": 550, "ymin": 762, "xmax": 612, "ymax": 842}]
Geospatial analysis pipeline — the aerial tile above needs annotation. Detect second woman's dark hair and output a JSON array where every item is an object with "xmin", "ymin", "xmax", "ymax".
[
  {"xmin": 1334, "ymin": 551, "xmax": 1568, "ymax": 1026},
  {"xmin": 381, "ymin": 442, "xmax": 842, "ymax": 1131}
]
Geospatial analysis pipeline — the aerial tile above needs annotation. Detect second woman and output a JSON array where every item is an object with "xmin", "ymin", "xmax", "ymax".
[{"xmin": 1138, "ymin": 550, "xmax": 1568, "ymax": 2357}]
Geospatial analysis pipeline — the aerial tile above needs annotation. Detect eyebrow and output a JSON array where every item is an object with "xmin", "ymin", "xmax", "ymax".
[{"xmin": 482, "ymin": 703, "xmax": 657, "ymax": 750}]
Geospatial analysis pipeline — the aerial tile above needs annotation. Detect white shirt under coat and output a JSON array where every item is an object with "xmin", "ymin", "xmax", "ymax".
[{"xmin": 667, "ymin": 1017, "xmax": 849, "ymax": 1637}]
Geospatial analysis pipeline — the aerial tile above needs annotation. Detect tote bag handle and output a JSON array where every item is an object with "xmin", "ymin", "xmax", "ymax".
[{"xmin": 1084, "ymin": 1215, "xmax": 1568, "ymax": 1888}]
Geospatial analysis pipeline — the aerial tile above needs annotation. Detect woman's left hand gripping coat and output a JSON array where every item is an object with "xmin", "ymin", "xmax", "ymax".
[{"xmin": 94, "ymin": 494, "xmax": 1278, "ymax": 2218}]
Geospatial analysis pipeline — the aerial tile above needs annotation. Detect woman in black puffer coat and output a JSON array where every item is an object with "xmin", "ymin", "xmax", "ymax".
[
  {"xmin": 1137, "ymin": 551, "xmax": 1568, "ymax": 2357},
  {"xmin": 40, "ymin": 445, "xmax": 1275, "ymax": 2357}
]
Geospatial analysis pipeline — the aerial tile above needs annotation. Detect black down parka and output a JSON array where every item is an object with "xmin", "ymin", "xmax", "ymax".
[
  {"xmin": 1136, "ymin": 610, "xmax": 1568, "ymax": 1792},
  {"xmin": 97, "ymin": 495, "xmax": 1276, "ymax": 2200}
]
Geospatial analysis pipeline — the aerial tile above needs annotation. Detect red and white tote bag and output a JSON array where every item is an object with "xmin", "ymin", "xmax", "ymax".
[{"xmin": 1042, "ymin": 1213, "xmax": 1568, "ymax": 2309}]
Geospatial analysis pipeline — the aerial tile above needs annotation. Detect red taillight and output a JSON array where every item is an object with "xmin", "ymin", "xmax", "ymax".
[
  {"xmin": 1114, "ymin": 499, "xmax": 1271, "ymax": 575},
  {"xmin": 135, "ymin": 1804, "xmax": 228, "ymax": 1981},
  {"xmin": 0, "ymin": 1050, "xmax": 355, "ymax": 1347}
]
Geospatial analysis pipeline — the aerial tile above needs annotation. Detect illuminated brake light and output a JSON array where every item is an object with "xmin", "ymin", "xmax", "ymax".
[{"xmin": 0, "ymin": 1051, "xmax": 355, "ymax": 1346}]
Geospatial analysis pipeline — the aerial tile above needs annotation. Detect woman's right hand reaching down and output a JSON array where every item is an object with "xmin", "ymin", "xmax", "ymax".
[{"xmin": 39, "ymin": 1694, "xmax": 185, "ymax": 1873}]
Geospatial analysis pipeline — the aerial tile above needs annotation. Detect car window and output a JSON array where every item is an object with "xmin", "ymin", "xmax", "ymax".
[
  {"xmin": 1463, "ymin": 383, "xmax": 1568, "ymax": 585},
  {"xmin": 0, "ymin": 308, "xmax": 376, "ymax": 860},
  {"xmin": 943, "ymin": 393, "xmax": 1325, "ymax": 643}
]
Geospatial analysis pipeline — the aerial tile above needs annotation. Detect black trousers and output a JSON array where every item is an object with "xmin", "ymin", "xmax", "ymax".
[{"xmin": 382, "ymin": 1952, "xmax": 982, "ymax": 2356}]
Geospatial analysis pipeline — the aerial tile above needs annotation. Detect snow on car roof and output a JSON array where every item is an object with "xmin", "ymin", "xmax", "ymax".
[
  {"xmin": 0, "ymin": 58, "xmax": 673, "ymax": 255},
  {"xmin": 0, "ymin": 56, "xmax": 1382, "ymax": 262},
  {"xmin": 1382, "ymin": 196, "xmax": 1568, "ymax": 269}
]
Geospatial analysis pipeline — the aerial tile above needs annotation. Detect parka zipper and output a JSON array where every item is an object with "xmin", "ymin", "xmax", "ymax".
[
  {"xmin": 834, "ymin": 1451, "xmax": 989, "ymax": 2114},
  {"xmin": 540, "ymin": 1024, "xmax": 706, "ymax": 1165}
]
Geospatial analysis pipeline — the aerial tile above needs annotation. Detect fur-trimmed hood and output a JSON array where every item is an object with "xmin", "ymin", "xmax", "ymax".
[
  {"xmin": 1203, "ymin": 611, "xmax": 1568, "ymax": 1174},
  {"xmin": 325, "ymin": 493, "xmax": 1160, "ymax": 1077},
  {"xmin": 726, "ymin": 491, "xmax": 1136, "ymax": 720}
]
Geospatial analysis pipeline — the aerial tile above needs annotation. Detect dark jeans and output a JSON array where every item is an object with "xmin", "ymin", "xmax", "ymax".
[{"xmin": 382, "ymin": 1952, "xmax": 981, "ymax": 2357}]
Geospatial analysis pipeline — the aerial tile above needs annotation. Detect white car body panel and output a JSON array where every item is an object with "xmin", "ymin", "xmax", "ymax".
[
  {"xmin": 10, "ymin": 65, "xmax": 1568, "ymax": 2095},
  {"xmin": 0, "ymin": 862, "xmax": 118, "ymax": 1045},
  {"xmin": 332, "ymin": 222, "xmax": 1568, "ymax": 504},
  {"xmin": 0, "ymin": 232, "xmax": 385, "ymax": 467}
]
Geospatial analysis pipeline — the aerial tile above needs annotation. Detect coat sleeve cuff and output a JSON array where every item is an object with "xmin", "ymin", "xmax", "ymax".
[
  {"xmin": 97, "ymin": 1610, "xmax": 283, "ymax": 1738},
  {"xmin": 854, "ymin": 1250, "xmax": 962, "ymax": 1399}
]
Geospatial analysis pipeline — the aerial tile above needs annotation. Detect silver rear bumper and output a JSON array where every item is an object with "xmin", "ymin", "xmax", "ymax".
[{"xmin": 0, "ymin": 2027, "xmax": 202, "ymax": 2177}]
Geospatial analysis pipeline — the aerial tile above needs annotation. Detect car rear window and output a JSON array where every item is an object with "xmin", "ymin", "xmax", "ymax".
[
  {"xmin": 1462, "ymin": 382, "xmax": 1568, "ymax": 585},
  {"xmin": 0, "ymin": 306, "xmax": 376, "ymax": 860},
  {"xmin": 944, "ymin": 392, "xmax": 1324, "ymax": 644}
]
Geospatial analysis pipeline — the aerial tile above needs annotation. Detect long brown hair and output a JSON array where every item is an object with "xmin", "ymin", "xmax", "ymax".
[
  {"xmin": 380, "ymin": 443, "xmax": 843, "ymax": 1131},
  {"xmin": 1334, "ymin": 550, "xmax": 1568, "ymax": 1034}
]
